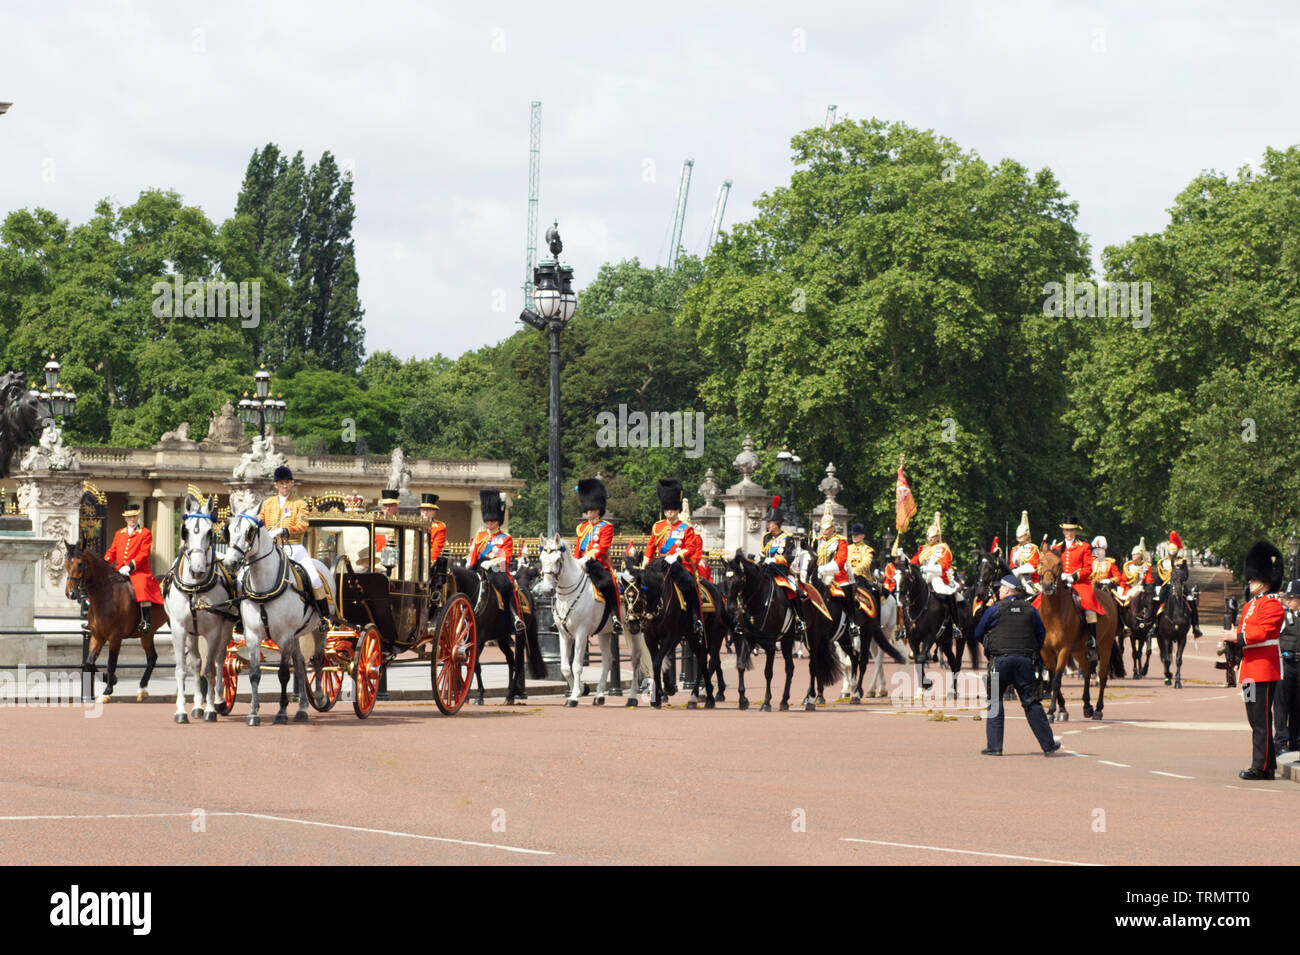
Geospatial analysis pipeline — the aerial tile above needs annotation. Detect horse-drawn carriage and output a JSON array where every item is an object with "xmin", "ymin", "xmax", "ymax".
[{"xmin": 218, "ymin": 503, "xmax": 478, "ymax": 719}]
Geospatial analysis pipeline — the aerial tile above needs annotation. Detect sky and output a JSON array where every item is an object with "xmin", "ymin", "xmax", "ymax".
[{"xmin": 2, "ymin": 0, "xmax": 1298, "ymax": 362}]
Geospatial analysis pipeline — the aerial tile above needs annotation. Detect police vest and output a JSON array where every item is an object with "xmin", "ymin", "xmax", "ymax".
[
  {"xmin": 983, "ymin": 597, "xmax": 1040, "ymax": 659},
  {"xmin": 1282, "ymin": 611, "xmax": 1300, "ymax": 656}
]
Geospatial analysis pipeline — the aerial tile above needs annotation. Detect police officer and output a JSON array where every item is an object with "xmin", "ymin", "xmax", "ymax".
[
  {"xmin": 1272, "ymin": 579, "xmax": 1300, "ymax": 755},
  {"xmin": 975, "ymin": 574, "xmax": 1061, "ymax": 756},
  {"xmin": 1235, "ymin": 541, "xmax": 1286, "ymax": 780}
]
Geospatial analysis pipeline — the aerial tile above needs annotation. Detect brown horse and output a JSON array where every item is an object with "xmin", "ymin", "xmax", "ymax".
[
  {"xmin": 64, "ymin": 543, "xmax": 169, "ymax": 703},
  {"xmin": 1035, "ymin": 549, "xmax": 1119, "ymax": 721}
]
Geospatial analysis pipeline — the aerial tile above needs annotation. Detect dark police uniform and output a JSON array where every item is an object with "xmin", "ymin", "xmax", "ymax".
[
  {"xmin": 974, "ymin": 594, "xmax": 1058, "ymax": 755},
  {"xmin": 1274, "ymin": 582, "xmax": 1300, "ymax": 754}
]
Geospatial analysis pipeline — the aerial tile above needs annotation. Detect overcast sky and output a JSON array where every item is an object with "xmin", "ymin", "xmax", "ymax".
[{"xmin": 2, "ymin": 0, "xmax": 1298, "ymax": 362}]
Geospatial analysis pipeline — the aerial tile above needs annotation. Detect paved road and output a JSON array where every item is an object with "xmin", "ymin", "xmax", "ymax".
[{"xmin": 1, "ymin": 604, "xmax": 1293, "ymax": 866}]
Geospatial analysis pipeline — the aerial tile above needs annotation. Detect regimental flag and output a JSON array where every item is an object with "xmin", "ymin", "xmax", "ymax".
[{"xmin": 895, "ymin": 457, "xmax": 917, "ymax": 533}]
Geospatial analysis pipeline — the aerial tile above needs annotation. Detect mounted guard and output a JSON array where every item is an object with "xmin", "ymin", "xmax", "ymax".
[
  {"xmin": 1009, "ymin": 510, "xmax": 1041, "ymax": 595},
  {"xmin": 1049, "ymin": 515, "xmax": 1104, "ymax": 665},
  {"xmin": 1090, "ymin": 536, "xmax": 1123, "ymax": 595},
  {"xmin": 645, "ymin": 478, "xmax": 706, "ymax": 638},
  {"xmin": 1118, "ymin": 538, "xmax": 1152, "ymax": 603},
  {"xmin": 104, "ymin": 501, "xmax": 166, "ymax": 633},
  {"xmin": 1156, "ymin": 531, "xmax": 1203, "ymax": 636},
  {"xmin": 575, "ymin": 477, "xmax": 622, "ymax": 635},
  {"xmin": 761, "ymin": 496, "xmax": 803, "ymax": 614},
  {"xmin": 911, "ymin": 511, "xmax": 962, "ymax": 633},
  {"xmin": 815, "ymin": 504, "xmax": 860, "ymax": 642},
  {"xmin": 468, "ymin": 489, "xmax": 527, "ymax": 635}
]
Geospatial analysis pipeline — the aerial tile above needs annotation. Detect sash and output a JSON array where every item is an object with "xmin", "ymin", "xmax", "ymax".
[
  {"xmin": 659, "ymin": 522, "xmax": 687, "ymax": 556},
  {"xmin": 579, "ymin": 521, "xmax": 606, "ymax": 556}
]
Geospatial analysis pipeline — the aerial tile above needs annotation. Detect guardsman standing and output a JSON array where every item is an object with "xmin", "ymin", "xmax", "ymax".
[
  {"xmin": 1235, "ymin": 541, "xmax": 1286, "ymax": 780},
  {"xmin": 104, "ymin": 502, "xmax": 165, "ymax": 632},
  {"xmin": 1274, "ymin": 579, "xmax": 1300, "ymax": 756},
  {"xmin": 975, "ymin": 575, "xmax": 1061, "ymax": 756},
  {"xmin": 575, "ymin": 478, "xmax": 622, "ymax": 635},
  {"xmin": 417, "ymin": 493, "xmax": 447, "ymax": 564},
  {"xmin": 1010, "ymin": 511, "xmax": 1041, "ymax": 594},
  {"xmin": 645, "ymin": 479, "xmax": 705, "ymax": 637},
  {"xmin": 1054, "ymin": 516, "xmax": 1104, "ymax": 665},
  {"xmin": 468, "ymin": 489, "xmax": 526, "ymax": 634},
  {"xmin": 259, "ymin": 466, "xmax": 332, "ymax": 625}
]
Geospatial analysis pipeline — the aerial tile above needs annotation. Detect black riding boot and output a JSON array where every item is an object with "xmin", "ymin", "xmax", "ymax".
[
  {"xmin": 1085, "ymin": 621, "xmax": 1100, "ymax": 666},
  {"xmin": 139, "ymin": 603, "xmax": 151, "ymax": 633},
  {"xmin": 1190, "ymin": 600, "xmax": 1203, "ymax": 637}
]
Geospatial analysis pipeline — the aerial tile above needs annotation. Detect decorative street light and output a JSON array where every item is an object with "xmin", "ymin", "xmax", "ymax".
[
  {"xmin": 37, "ymin": 354, "xmax": 77, "ymax": 422},
  {"xmin": 237, "ymin": 363, "xmax": 287, "ymax": 438},
  {"xmin": 775, "ymin": 445, "xmax": 801, "ymax": 528},
  {"xmin": 1288, "ymin": 533, "xmax": 1299, "ymax": 581},
  {"xmin": 518, "ymin": 222, "xmax": 577, "ymax": 536}
]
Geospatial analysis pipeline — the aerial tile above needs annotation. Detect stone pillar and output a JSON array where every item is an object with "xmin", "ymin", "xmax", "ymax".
[
  {"xmin": 17, "ymin": 472, "xmax": 86, "ymax": 619},
  {"xmin": 469, "ymin": 497, "xmax": 483, "ymax": 535},
  {"xmin": 152, "ymin": 490, "xmax": 176, "ymax": 577},
  {"xmin": 807, "ymin": 462, "xmax": 850, "ymax": 533},
  {"xmin": 721, "ymin": 436, "xmax": 769, "ymax": 559},
  {"xmin": 0, "ymin": 527, "xmax": 59, "ymax": 665},
  {"xmin": 693, "ymin": 469, "xmax": 724, "ymax": 552}
]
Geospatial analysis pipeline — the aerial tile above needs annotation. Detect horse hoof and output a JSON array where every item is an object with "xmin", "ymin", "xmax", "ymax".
[
  {"xmin": 687, "ymin": 699, "xmax": 699, "ymax": 710},
  {"xmin": 294, "ymin": 710, "xmax": 309, "ymax": 722},
  {"xmin": 779, "ymin": 702, "xmax": 790, "ymax": 712},
  {"xmin": 1164, "ymin": 678, "xmax": 1172, "ymax": 686},
  {"xmin": 1090, "ymin": 710, "xmax": 1104, "ymax": 721},
  {"xmin": 99, "ymin": 695, "xmax": 112, "ymax": 704},
  {"xmin": 760, "ymin": 703, "xmax": 772, "ymax": 712},
  {"xmin": 189, "ymin": 707, "xmax": 203, "ymax": 719},
  {"xmin": 504, "ymin": 696, "xmax": 516, "ymax": 706},
  {"xmin": 705, "ymin": 698, "xmax": 716, "ymax": 709},
  {"xmin": 716, "ymin": 692, "xmax": 725, "ymax": 702},
  {"xmin": 850, "ymin": 695, "xmax": 862, "ymax": 705},
  {"xmin": 273, "ymin": 713, "xmax": 288, "ymax": 725},
  {"xmin": 816, "ymin": 695, "xmax": 826, "ymax": 705},
  {"xmin": 650, "ymin": 700, "xmax": 661, "ymax": 709},
  {"xmin": 173, "ymin": 712, "xmax": 188, "ymax": 724},
  {"xmin": 564, "ymin": 699, "xmax": 578, "ymax": 708},
  {"xmin": 471, "ymin": 697, "xmax": 485, "ymax": 706},
  {"xmin": 625, "ymin": 697, "xmax": 638, "ymax": 707},
  {"xmin": 204, "ymin": 711, "xmax": 218, "ymax": 723},
  {"xmin": 1083, "ymin": 706, "xmax": 1094, "ymax": 718},
  {"xmin": 593, "ymin": 697, "xmax": 605, "ymax": 706},
  {"xmin": 1060, "ymin": 711, "xmax": 1069, "ymax": 722},
  {"xmin": 738, "ymin": 698, "xmax": 749, "ymax": 711},
  {"xmin": 1047, "ymin": 712, "xmax": 1056, "ymax": 723},
  {"xmin": 246, "ymin": 715, "xmax": 261, "ymax": 727},
  {"xmin": 136, "ymin": 690, "xmax": 148, "ymax": 702},
  {"xmin": 805, "ymin": 702, "xmax": 817, "ymax": 712},
  {"xmin": 1175, "ymin": 680, "xmax": 1182, "ymax": 689}
]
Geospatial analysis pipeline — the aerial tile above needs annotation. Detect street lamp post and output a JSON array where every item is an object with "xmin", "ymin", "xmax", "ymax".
[
  {"xmin": 775, "ymin": 446, "xmax": 801, "ymax": 529},
  {"xmin": 237, "ymin": 364, "xmax": 287, "ymax": 438},
  {"xmin": 518, "ymin": 223, "xmax": 577, "ymax": 537},
  {"xmin": 1288, "ymin": 533, "xmax": 1299, "ymax": 581},
  {"xmin": 37, "ymin": 355, "xmax": 78, "ymax": 422}
]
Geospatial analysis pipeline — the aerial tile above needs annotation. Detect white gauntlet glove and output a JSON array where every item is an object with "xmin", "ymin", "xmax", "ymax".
[
  {"xmin": 664, "ymin": 552, "xmax": 679, "ymax": 565},
  {"xmin": 1013, "ymin": 563, "xmax": 1034, "ymax": 577},
  {"xmin": 118, "ymin": 565, "xmax": 131, "ymax": 576},
  {"xmin": 271, "ymin": 526, "xmax": 287, "ymax": 539},
  {"xmin": 1061, "ymin": 572, "xmax": 1075, "ymax": 583}
]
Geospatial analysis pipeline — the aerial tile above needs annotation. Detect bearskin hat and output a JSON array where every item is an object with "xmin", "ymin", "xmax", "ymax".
[
  {"xmin": 479, "ymin": 488, "xmax": 506, "ymax": 523},
  {"xmin": 577, "ymin": 478, "xmax": 607, "ymax": 516},
  {"xmin": 657, "ymin": 479, "xmax": 683, "ymax": 511},
  {"xmin": 1243, "ymin": 540, "xmax": 1284, "ymax": 593}
]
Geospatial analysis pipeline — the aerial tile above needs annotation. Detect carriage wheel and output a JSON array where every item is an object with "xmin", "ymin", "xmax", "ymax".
[
  {"xmin": 352, "ymin": 625, "xmax": 382, "ymax": 719},
  {"xmin": 305, "ymin": 636, "xmax": 344, "ymax": 712},
  {"xmin": 431, "ymin": 593, "xmax": 478, "ymax": 716},
  {"xmin": 217, "ymin": 638, "xmax": 241, "ymax": 716}
]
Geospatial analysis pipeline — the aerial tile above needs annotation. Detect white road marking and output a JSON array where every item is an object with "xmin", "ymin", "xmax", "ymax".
[
  {"xmin": 1087, "ymin": 725, "xmax": 1109, "ymax": 730},
  {"xmin": 1097, "ymin": 760, "xmax": 1130, "ymax": 767},
  {"xmin": 1223, "ymin": 785, "xmax": 1291, "ymax": 793},
  {"xmin": 1150, "ymin": 771, "xmax": 1194, "ymax": 779},
  {"xmin": 1187, "ymin": 695, "xmax": 1229, "ymax": 702},
  {"xmin": 1115, "ymin": 721, "xmax": 1249, "ymax": 731},
  {"xmin": 0, "ymin": 810, "xmax": 553, "ymax": 855},
  {"xmin": 1062, "ymin": 730, "xmax": 1081, "ymax": 735},
  {"xmin": 840, "ymin": 838, "xmax": 1099, "ymax": 867}
]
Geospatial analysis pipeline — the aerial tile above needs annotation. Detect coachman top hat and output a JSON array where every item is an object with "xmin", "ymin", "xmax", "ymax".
[{"xmin": 418, "ymin": 493, "xmax": 439, "ymax": 510}]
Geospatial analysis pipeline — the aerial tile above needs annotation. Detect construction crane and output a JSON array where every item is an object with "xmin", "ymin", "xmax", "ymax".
[
  {"xmin": 824, "ymin": 104, "xmax": 837, "ymax": 129},
  {"xmin": 705, "ymin": 179, "xmax": 732, "ymax": 253},
  {"xmin": 667, "ymin": 158, "xmax": 694, "ymax": 269},
  {"xmin": 522, "ymin": 101, "xmax": 541, "ymax": 308}
]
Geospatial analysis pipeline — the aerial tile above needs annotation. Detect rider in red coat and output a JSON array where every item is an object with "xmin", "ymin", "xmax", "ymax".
[
  {"xmin": 1053, "ymin": 516, "xmax": 1104, "ymax": 665},
  {"xmin": 575, "ymin": 478, "xmax": 622, "ymax": 634},
  {"xmin": 1235, "ymin": 541, "xmax": 1286, "ymax": 780},
  {"xmin": 645, "ymin": 479, "xmax": 705, "ymax": 637},
  {"xmin": 104, "ymin": 503, "xmax": 164, "ymax": 631}
]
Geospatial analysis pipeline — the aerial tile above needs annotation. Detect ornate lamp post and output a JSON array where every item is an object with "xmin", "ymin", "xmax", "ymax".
[
  {"xmin": 1288, "ymin": 533, "xmax": 1299, "ymax": 581},
  {"xmin": 237, "ymin": 363, "xmax": 287, "ymax": 438},
  {"xmin": 37, "ymin": 355, "xmax": 77, "ymax": 423},
  {"xmin": 775, "ymin": 446, "xmax": 802, "ymax": 529},
  {"xmin": 518, "ymin": 222, "xmax": 577, "ymax": 536}
]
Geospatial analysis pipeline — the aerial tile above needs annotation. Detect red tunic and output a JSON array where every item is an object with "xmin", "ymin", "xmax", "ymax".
[
  {"xmin": 911, "ymin": 542, "xmax": 954, "ymax": 586},
  {"xmin": 883, "ymin": 563, "xmax": 897, "ymax": 593},
  {"xmin": 104, "ymin": 527, "xmax": 165, "ymax": 605},
  {"xmin": 469, "ymin": 529, "xmax": 514, "ymax": 568},
  {"xmin": 1237, "ymin": 593, "xmax": 1284, "ymax": 684},
  {"xmin": 1056, "ymin": 539, "xmax": 1105, "ymax": 614},
  {"xmin": 1011, "ymin": 542, "xmax": 1040, "ymax": 583},
  {"xmin": 427, "ymin": 522, "xmax": 446, "ymax": 563},
  {"xmin": 646, "ymin": 519, "xmax": 704, "ymax": 576},
  {"xmin": 577, "ymin": 518, "xmax": 622, "ymax": 618}
]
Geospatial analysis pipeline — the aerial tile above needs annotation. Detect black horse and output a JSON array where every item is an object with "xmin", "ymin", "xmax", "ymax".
[
  {"xmin": 1155, "ymin": 561, "xmax": 1192, "ymax": 688},
  {"xmin": 450, "ymin": 563, "xmax": 546, "ymax": 704},
  {"xmin": 892, "ymin": 554, "xmax": 965, "ymax": 699},
  {"xmin": 727, "ymin": 552, "xmax": 839, "ymax": 711},
  {"xmin": 623, "ymin": 558, "xmax": 716, "ymax": 709}
]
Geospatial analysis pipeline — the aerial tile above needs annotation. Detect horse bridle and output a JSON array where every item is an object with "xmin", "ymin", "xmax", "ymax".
[{"xmin": 540, "ymin": 544, "xmax": 588, "ymax": 629}]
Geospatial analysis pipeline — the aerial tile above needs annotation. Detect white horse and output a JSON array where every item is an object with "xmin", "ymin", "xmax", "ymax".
[
  {"xmin": 867, "ymin": 590, "xmax": 902, "ymax": 698},
  {"xmin": 537, "ymin": 534, "xmax": 618, "ymax": 707},
  {"xmin": 165, "ymin": 493, "xmax": 238, "ymax": 723},
  {"xmin": 221, "ymin": 503, "xmax": 335, "ymax": 726}
]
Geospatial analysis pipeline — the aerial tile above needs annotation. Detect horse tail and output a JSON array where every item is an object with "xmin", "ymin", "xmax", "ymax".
[
  {"xmin": 736, "ymin": 629, "xmax": 755, "ymax": 672},
  {"xmin": 524, "ymin": 610, "xmax": 547, "ymax": 680},
  {"xmin": 811, "ymin": 623, "xmax": 842, "ymax": 687}
]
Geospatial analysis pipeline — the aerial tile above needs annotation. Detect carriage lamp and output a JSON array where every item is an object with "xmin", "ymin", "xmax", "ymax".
[
  {"xmin": 380, "ymin": 538, "xmax": 398, "ymax": 569},
  {"xmin": 37, "ymin": 354, "xmax": 77, "ymax": 420}
]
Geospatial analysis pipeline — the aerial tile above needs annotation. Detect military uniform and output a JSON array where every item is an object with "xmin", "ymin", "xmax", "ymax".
[
  {"xmin": 814, "ymin": 505, "xmax": 859, "ymax": 639},
  {"xmin": 1235, "ymin": 542, "xmax": 1286, "ymax": 779},
  {"xmin": 104, "ymin": 504, "xmax": 164, "ymax": 631},
  {"xmin": 416, "ymin": 493, "xmax": 447, "ymax": 564},
  {"xmin": 1118, "ymin": 538, "xmax": 1151, "ymax": 604},
  {"xmin": 1009, "ymin": 512, "xmax": 1042, "ymax": 595},
  {"xmin": 1273, "ymin": 580, "xmax": 1300, "ymax": 755},
  {"xmin": 645, "ymin": 479, "xmax": 705, "ymax": 636},
  {"xmin": 575, "ymin": 478, "xmax": 622, "ymax": 633},
  {"xmin": 469, "ymin": 489, "xmax": 525, "ymax": 634},
  {"xmin": 1156, "ymin": 531, "xmax": 1202, "ymax": 636},
  {"xmin": 1049, "ymin": 517, "xmax": 1103, "ymax": 665}
]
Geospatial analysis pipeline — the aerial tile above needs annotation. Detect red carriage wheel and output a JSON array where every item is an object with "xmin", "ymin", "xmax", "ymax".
[
  {"xmin": 431, "ymin": 593, "xmax": 478, "ymax": 715},
  {"xmin": 352, "ymin": 625, "xmax": 382, "ymax": 719},
  {"xmin": 305, "ymin": 635, "xmax": 343, "ymax": 712},
  {"xmin": 217, "ymin": 637, "xmax": 241, "ymax": 716}
]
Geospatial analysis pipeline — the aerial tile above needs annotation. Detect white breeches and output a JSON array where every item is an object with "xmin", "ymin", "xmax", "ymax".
[{"xmin": 284, "ymin": 543, "xmax": 322, "ymax": 589}]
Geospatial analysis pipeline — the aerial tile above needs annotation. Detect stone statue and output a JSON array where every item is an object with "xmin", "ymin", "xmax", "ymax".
[
  {"xmin": 0, "ymin": 371, "xmax": 54, "ymax": 478},
  {"xmin": 154, "ymin": 421, "xmax": 198, "ymax": 450},
  {"xmin": 200, "ymin": 400, "xmax": 250, "ymax": 451},
  {"xmin": 388, "ymin": 447, "xmax": 412, "ymax": 492},
  {"xmin": 20, "ymin": 424, "xmax": 80, "ymax": 472},
  {"xmin": 231, "ymin": 433, "xmax": 288, "ymax": 482}
]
